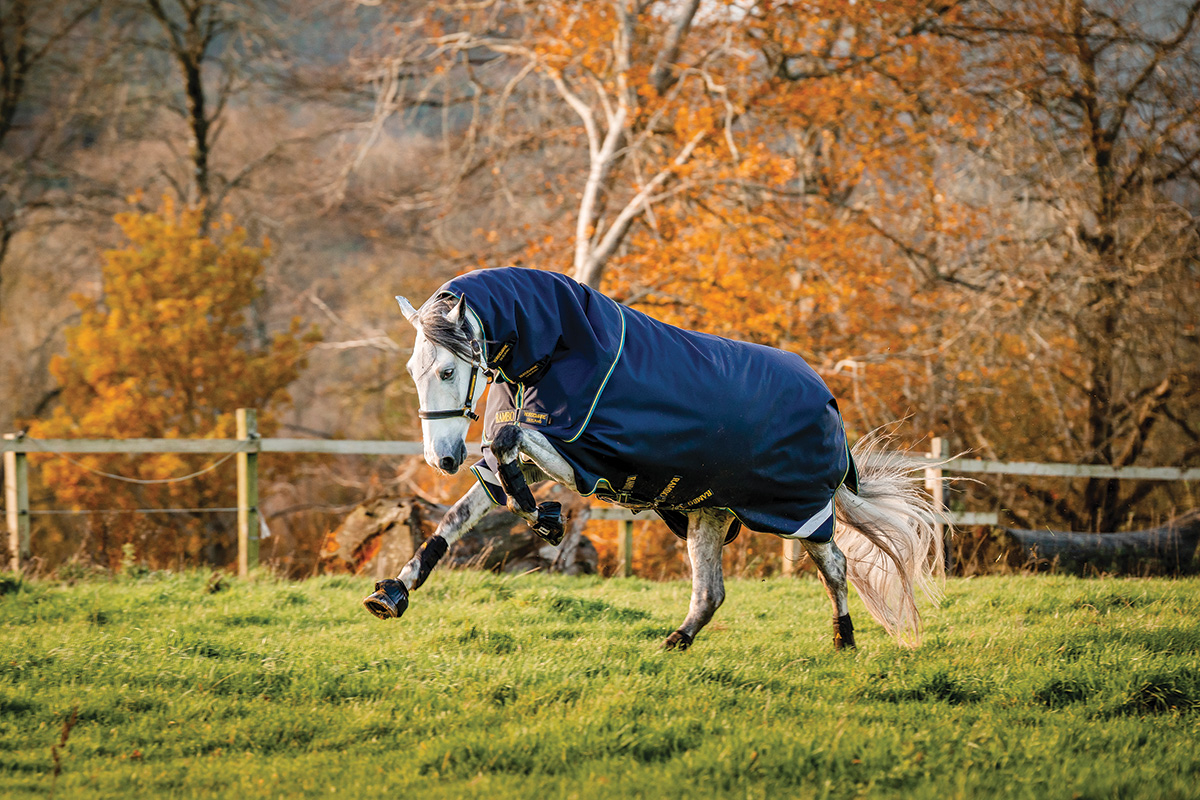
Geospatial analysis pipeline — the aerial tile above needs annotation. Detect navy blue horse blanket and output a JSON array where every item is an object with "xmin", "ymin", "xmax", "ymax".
[{"xmin": 435, "ymin": 268, "xmax": 856, "ymax": 543}]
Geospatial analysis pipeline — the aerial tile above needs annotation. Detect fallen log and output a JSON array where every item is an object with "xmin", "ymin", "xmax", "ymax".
[
  {"xmin": 1002, "ymin": 512, "xmax": 1200, "ymax": 576},
  {"xmin": 320, "ymin": 482, "xmax": 597, "ymax": 579}
]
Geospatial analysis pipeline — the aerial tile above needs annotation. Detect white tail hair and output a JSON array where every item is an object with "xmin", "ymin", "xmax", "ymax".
[{"xmin": 834, "ymin": 431, "xmax": 945, "ymax": 645}]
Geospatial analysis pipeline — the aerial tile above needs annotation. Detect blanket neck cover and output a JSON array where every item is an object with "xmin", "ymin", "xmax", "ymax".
[{"xmin": 435, "ymin": 267, "xmax": 855, "ymax": 544}]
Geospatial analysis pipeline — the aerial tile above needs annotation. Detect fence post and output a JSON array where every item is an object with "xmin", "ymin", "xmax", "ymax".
[
  {"xmin": 781, "ymin": 539, "xmax": 804, "ymax": 576},
  {"xmin": 617, "ymin": 519, "xmax": 633, "ymax": 577},
  {"xmin": 925, "ymin": 436, "xmax": 950, "ymax": 574},
  {"xmin": 237, "ymin": 409, "xmax": 259, "ymax": 577},
  {"xmin": 4, "ymin": 433, "xmax": 30, "ymax": 572}
]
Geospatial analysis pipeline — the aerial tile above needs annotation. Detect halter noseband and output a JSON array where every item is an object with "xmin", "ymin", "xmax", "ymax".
[{"xmin": 417, "ymin": 340, "xmax": 489, "ymax": 422}]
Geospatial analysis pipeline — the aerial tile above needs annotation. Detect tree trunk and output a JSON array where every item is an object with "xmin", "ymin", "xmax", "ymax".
[{"xmin": 320, "ymin": 486, "xmax": 599, "ymax": 578}]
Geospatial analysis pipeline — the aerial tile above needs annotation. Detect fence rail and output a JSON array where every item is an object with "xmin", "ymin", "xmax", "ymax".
[
  {"xmin": 9, "ymin": 438, "xmax": 1195, "ymax": 480},
  {"xmin": 1, "ymin": 438, "xmax": 437, "ymax": 456},
  {"xmin": 4, "ymin": 415, "xmax": 1196, "ymax": 575},
  {"xmin": 909, "ymin": 456, "xmax": 1200, "ymax": 482}
]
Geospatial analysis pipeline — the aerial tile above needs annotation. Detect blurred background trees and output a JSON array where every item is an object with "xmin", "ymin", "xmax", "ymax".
[
  {"xmin": 25, "ymin": 199, "xmax": 318, "ymax": 567},
  {"xmin": 944, "ymin": 0, "xmax": 1200, "ymax": 532},
  {"xmin": 2, "ymin": 0, "xmax": 1197, "ymax": 574}
]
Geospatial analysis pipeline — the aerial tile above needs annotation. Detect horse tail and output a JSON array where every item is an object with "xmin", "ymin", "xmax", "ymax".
[{"xmin": 833, "ymin": 431, "xmax": 945, "ymax": 646}]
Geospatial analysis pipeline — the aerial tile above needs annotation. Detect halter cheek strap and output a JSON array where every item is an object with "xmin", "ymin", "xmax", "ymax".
[{"xmin": 416, "ymin": 341, "xmax": 491, "ymax": 422}]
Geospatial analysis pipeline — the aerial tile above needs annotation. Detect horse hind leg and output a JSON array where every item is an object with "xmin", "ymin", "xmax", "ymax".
[
  {"xmin": 664, "ymin": 510, "xmax": 731, "ymax": 651},
  {"xmin": 801, "ymin": 538, "xmax": 856, "ymax": 650}
]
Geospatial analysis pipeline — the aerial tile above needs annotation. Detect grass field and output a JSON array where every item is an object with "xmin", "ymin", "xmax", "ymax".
[{"xmin": 2, "ymin": 570, "xmax": 1198, "ymax": 799}]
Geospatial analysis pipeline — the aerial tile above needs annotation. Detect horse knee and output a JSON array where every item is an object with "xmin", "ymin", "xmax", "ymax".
[
  {"xmin": 492, "ymin": 426, "xmax": 537, "ymax": 513},
  {"xmin": 493, "ymin": 423, "xmax": 522, "ymax": 458}
]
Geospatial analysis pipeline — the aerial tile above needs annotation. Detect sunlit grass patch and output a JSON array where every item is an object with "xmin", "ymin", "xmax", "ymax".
[{"xmin": 0, "ymin": 572, "xmax": 1197, "ymax": 798}]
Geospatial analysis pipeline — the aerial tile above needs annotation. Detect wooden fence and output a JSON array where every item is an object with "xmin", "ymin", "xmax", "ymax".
[{"xmin": 5, "ymin": 411, "xmax": 1198, "ymax": 575}]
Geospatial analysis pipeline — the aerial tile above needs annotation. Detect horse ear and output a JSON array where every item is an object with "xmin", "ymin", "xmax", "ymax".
[
  {"xmin": 446, "ymin": 294, "xmax": 466, "ymax": 326},
  {"xmin": 395, "ymin": 295, "xmax": 419, "ymax": 326}
]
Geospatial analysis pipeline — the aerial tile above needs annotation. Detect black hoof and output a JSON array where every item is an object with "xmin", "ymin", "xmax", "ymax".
[
  {"xmin": 663, "ymin": 630, "xmax": 694, "ymax": 651},
  {"xmin": 532, "ymin": 502, "xmax": 564, "ymax": 546},
  {"xmin": 363, "ymin": 579, "xmax": 409, "ymax": 620},
  {"xmin": 833, "ymin": 613, "xmax": 856, "ymax": 650}
]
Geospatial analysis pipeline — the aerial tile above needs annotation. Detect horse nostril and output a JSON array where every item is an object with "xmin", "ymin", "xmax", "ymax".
[{"xmin": 440, "ymin": 456, "xmax": 457, "ymax": 472}]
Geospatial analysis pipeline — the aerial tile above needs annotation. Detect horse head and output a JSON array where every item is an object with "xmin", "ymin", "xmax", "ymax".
[{"xmin": 397, "ymin": 293, "xmax": 487, "ymax": 475}]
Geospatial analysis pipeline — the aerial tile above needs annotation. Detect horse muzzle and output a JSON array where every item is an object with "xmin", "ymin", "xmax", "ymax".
[
  {"xmin": 362, "ymin": 579, "xmax": 409, "ymax": 620},
  {"xmin": 426, "ymin": 439, "xmax": 467, "ymax": 475}
]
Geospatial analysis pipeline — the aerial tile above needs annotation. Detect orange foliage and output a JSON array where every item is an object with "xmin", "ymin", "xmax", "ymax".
[
  {"xmin": 28, "ymin": 198, "xmax": 320, "ymax": 566},
  {"xmin": 431, "ymin": 1, "xmax": 996, "ymax": 566},
  {"xmin": 487, "ymin": 1, "xmax": 989, "ymax": 443},
  {"xmin": 395, "ymin": 0, "xmax": 1194, "ymax": 547}
]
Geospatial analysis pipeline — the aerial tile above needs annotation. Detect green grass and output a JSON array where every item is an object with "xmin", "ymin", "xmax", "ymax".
[{"xmin": 2, "ymin": 571, "xmax": 1199, "ymax": 799}]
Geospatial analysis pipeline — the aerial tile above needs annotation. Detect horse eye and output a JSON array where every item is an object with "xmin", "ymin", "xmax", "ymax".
[{"xmin": 440, "ymin": 367, "xmax": 455, "ymax": 381}]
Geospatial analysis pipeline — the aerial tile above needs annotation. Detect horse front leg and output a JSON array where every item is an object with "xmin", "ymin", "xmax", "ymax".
[
  {"xmin": 362, "ymin": 482, "xmax": 493, "ymax": 620},
  {"xmin": 801, "ymin": 538, "xmax": 856, "ymax": 650},
  {"xmin": 490, "ymin": 424, "xmax": 577, "ymax": 545},
  {"xmin": 664, "ymin": 510, "xmax": 731, "ymax": 651}
]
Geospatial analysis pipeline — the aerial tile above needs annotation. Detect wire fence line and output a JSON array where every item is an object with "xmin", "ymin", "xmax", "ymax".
[
  {"xmin": 5, "ymin": 419, "xmax": 1198, "ymax": 575},
  {"xmin": 54, "ymin": 450, "xmax": 241, "ymax": 485}
]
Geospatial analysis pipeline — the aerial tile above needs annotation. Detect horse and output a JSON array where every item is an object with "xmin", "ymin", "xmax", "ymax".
[{"xmin": 364, "ymin": 267, "xmax": 943, "ymax": 650}]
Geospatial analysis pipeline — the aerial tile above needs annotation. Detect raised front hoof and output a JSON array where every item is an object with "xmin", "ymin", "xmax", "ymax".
[
  {"xmin": 532, "ymin": 501, "xmax": 564, "ymax": 546},
  {"xmin": 833, "ymin": 613, "xmax": 856, "ymax": 650},
  {"xmin": 363, "ymin": 579, "xmax": 409, "ymax": 620},
  {"xmin": 663, "ymin": 630, "xmax": 694, "ymax": 651}
]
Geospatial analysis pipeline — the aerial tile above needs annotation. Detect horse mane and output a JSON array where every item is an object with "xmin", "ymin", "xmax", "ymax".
[{"xmin": 416, "ymin": 295, "xmax": 476, "ymax": 362}]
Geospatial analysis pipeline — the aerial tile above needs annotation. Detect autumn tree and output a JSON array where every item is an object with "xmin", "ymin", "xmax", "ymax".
[
  {"xmin": 345, "ymin": 0, "xmax": 985, "ymax": 358},
  {"xmin": 27, "ymin": 198, "xmax": 319, "ymax": 567},
  {"xmin": 351, "ymin": 1, "xmax": 974, "ymax": 292},
  {"xmin": 920, "ymin": 0, "xmax": 1200, "ymax": 531},
  {"xmin": 342, "ymin": 1, "xmax": 1004, "ymax": 570},
  {"xmin": 126, "ymin": 0, "xmax": 307, "ymax": 219},
  {"xmin": 349, "ymin": 0, "xmax": 989, "ymax": 458},
  {"xmin": 0, "ymin": 0, "xmax": 109, "ymax": 298}
]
